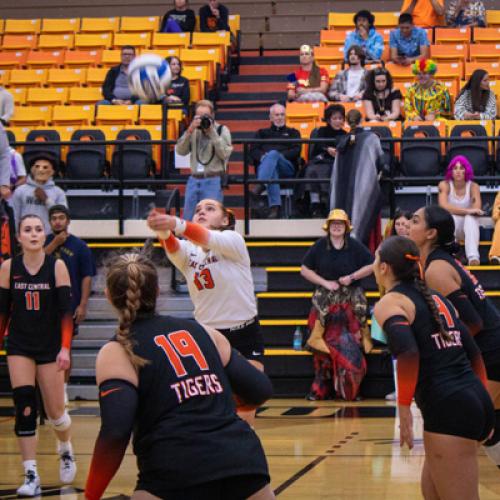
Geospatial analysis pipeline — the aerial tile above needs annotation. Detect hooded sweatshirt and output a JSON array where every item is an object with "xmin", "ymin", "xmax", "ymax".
[{"xmin": 10, "ymin": 176, "xmax": 67, "ymax": 234}]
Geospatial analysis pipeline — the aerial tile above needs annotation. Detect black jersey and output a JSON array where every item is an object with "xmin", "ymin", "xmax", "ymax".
[
  {"xmin": 8, "ymin": 254, "xmax": 61, "ymax": 356},
  {"xmin": 390, "ymin": 283, "xmax": 481, "ymax": 412},
  {"xmin": 127, "ymin": 313, "xmax": 268, "ymax": 487},
  {"xmin": 426, "ymin": 248, "xmax": 500, "ymax": 354}
]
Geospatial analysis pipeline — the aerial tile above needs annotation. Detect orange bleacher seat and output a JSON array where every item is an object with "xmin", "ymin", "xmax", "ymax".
[
  {"xmin": 313, "ymin": 45, "xmax": 345, "ymax": 66},
  {"xmin": 228, "ymin": 15, "xmax": 240, "ymax": 36},
  {"xmin": 68, "ymin": 87, "xmax": 103, "ymax": 104},
  {"xmin": 4, "ymin": 19, "xmax": 41, "ymax": 35},
  {"xmin": 0, "ymin": 51, "xmax": 28, "ymax": 69},
  {"xmin": 74, "ymin": 33, "xmax": 112, "ymax": 50},
  {"xmin": 320, "ymin": 29, "xmax": 351, "ymax": 47},
  {"xmin": 95, "ymin": 105, "xmax": 139, "ymax": 125},
  {"xmin": 343, "ymin": 100, "xmax": 366, "ymax": 119},
  {"xmin": 430, "ymin": 44, "xmax": 468, "ymax": 64},
  {"xmin": 328, "ymin": 12, "xmax": 355, "ymax": 30},
  {"xmin": 489, "ymin": 80, "xmax": 500, "ymax": 100},
  {"xmin": 180, "ymin": 49, "xmax": 219, "ymax": 86},
  {"xmin": 38, "ymin": 34, "xmax": 74, "ymax": 50},
  {"xmin": 26, "ymin": 50, "xmax": 65, "ymax": 69},
  {"xmin": 26, "ymin": 87, "xmax": 68, "ymax": 105},
  {"xmin": 151, "ymin": 32, "xmax": 190, "ymax": 51},
  {"xmin": 286, "ymin": 101, "xmax": 325, "ymax": 121},
  {"xmin": 85, "ymin": 67, "xmax": 109, "ymax": 87},
  {"xmin": 51, "ymin": 105, "xmax": 95, "ymax": 126},
  {"xmin": 7, "ymin": 69, "xmax": 47, "ymax": 87},
  {"xmin": 41, "ymin": 18, "xmax": 80, "ymax": 34},
  {"xmin": 141, "ymin": 48, "xmax": 180, "ymax": 59},
  {"xmin": 442, "ymin": 80, "xmax": 459, "ymax": 100},
  {"xmin": 372, "ymin": 11, "xmax": 399, "ymax": 29},
  {"xmin": 0, "ymin": 70, "xmax": 9, "ymax": 86},
  {"xmin": 182, "ymin": 65, "xmax": 209, "ymax": 101},
  {"xmin": 10, "ymin": 106, "xmax": 51, "ymax": 126},
  {"xmin": 436, "ymin": 61, "xmax": 463, "ymax": 82},
  {"xmin": 9, "ymin": 88, "xmax": 27, "ymax": 106},
  {"xmin": 47, "ymin": 68, "xmax": 86, "ymax": 87},
  {"xmin": 473, "ymin": 28, "xmax": 500, "ymax": 43},
  {"xmin": 80, "ymin": 17, "xmax": 120, "ymax": 33},
  {"xmin": 486, "ymin": 10, "xmax": 500, "ymax": 27},
  {"xmin": 434, "ymin": 27, "xmax": 471, "ymax": 44},
  {"xmin": 320, "ymin": 63, "xmax": 342, "ymax": 79},
  {"xmin": 0, "ymin": 20, "xmax": 4, "ymax": 35},
  {"xmin": 120, "ymin": 16, "xmax": 159, "ymax": 33},
  {"xmin": 113, "ymin": 32, "xmax": 151, "ymax": 50},
  {"xmin": 384, "ymin": 62, "xmax": 414, "ymax": 81},
  {"xmin": 63, "ymin": 50, "xmax": 101, "ymax": 68},
  {"xmin": 469, "ymin": 44, "xmax": 500, "ymax": 62},
  {"xmin": 100, "ymin": 50, "xmax": 122, "ymax": 68},
  {"xmin": 465, "ymin": 62, "xmax": 500, "ymax": 80},
  {"xmin": 393, "ymin": 80, "xmax": 413, "ymax": 96},
  {"xmin": 362, "ymin": 120, "xmax": 402, "ymax": 156},
  {"xmin": 2, "ymin": 35, "xmax": 37, "ymax": 51},
  {"xmin": 192, "ymin": 31, "xmax": 231, "ymax": 67}
]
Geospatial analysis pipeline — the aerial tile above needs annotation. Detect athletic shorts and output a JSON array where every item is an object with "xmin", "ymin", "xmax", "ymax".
[
  {"xmin": 136, "ymin": 473, "xmax": 269, "ymax": 500},
  {"xmin": 482, "ymin": 349, "xmax": 500, "ymax": 382},
  {"xmin": 218, "ymin": 318, "xmax": 265, "ymax": 363},
  {"xmin": 6, "ymin": 346, "xmax": 58, "ymax": 365},
  {"xmin": 422, "ymin": 382, "xmax": 495, "ymax": 441}
]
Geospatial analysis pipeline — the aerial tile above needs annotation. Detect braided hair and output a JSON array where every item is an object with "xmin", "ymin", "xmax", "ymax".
[
  {"xmin": 106, "ymin": 252, "xmax": 158, "ymax": 368},
  {"xmin": 379, "ymin": 236, "xmax": 451, "ymax": 341}
]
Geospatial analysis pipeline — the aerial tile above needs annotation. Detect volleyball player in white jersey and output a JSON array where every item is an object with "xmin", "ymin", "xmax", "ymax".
[{"xmin": 147, "ymin": 199, "xmax": 264, "ymax": 424}]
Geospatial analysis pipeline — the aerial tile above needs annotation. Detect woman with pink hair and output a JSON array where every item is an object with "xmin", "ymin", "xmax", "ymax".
[{"xmin": 438, "ymin": 155, "xmax": 483, "ymax": 265}]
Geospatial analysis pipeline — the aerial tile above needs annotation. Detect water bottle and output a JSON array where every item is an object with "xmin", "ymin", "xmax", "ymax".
[{"xmin": 293, "ymin": 326, "xmax": 303, "ymax": 351}]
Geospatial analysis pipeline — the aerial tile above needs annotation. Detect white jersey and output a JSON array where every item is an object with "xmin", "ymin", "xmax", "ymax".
[{"xmin": 168, "ymin": 230, "xmax": 258, "ymax": 329}]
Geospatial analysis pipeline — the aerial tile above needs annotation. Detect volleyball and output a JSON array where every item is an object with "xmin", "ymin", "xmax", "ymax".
[{"xmin": 128, "ymin": 54, "xmax": 172, "ymax": 103}]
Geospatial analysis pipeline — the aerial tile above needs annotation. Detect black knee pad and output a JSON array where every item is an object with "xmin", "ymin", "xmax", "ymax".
[{"xmin": 13, "ymin": 385, "xmax": 37, "ymax": 437}]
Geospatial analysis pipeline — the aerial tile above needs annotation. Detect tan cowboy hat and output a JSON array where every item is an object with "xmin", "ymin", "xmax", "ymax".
[{"xmin": 322, "ymin": 209, "xmax": 353, "ymax": 232}]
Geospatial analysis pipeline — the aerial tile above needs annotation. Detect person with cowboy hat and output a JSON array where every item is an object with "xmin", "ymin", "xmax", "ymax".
[{"xmin": 300, "ymin": 209, "xmax": 374, "ymax": 401}]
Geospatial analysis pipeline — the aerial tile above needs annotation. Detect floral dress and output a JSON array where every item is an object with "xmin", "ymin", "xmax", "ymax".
[{"xmin": 404, "ymin": 81, "xmax": 451, "ymax": 120}]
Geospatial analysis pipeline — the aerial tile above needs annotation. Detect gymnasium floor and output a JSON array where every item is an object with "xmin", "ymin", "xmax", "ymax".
[{"xmin": 1, "ymin": 398, "xmax": 499, "ymax": 499}]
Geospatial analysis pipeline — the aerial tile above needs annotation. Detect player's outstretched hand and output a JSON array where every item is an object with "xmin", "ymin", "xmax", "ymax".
[
  {"xmin": 398, "ymin": 405, "xmax": 414, "ymax": 449},
  {"xmin": 56, "ymin": 347, "xmax": 71, "ymax": 372},
  {"xmin": 147, "ymin": 210, "xmax": 177, "ymax": 232}
]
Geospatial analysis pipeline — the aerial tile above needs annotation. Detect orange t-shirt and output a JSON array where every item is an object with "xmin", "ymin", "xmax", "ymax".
[{"xmin": 401, "ymin": 0, "xmax": 445, "ymax": 27}]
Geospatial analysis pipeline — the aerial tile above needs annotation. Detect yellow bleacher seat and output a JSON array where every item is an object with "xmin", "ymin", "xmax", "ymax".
[
  {"xmin": 486, "ymin": 10, "xmax": 500, "ymax": 27},
  {"xmin": 313, "ymin": 45, "xmax": 345, "ymax": 66},
  {"xmin": 5, "ymin": 126, "xmax": 32, "ymax": 147},
  {"xmin": 95, "ymin": 105, "xmax": 139, "ymax": 125},
  {"xmin": 38, "ymin": 34, "xmax": 74, "ymax": 50},
  {"xmin": 80, "ymin": 17, "xmax": 120, "ymax": 33},
  {"xmin": 26, "ymin": 87, "xmax": 68, "ymax": 105},
  {"xmin": 152, "ymin": 32, "xmax": 190, "ymax": 51},
  {"xmin": 120, "ymin": 16, "xmax": 159, "ymax": 33},
  {"xmin": 2, "ymin": 34, "xmax": 37, "ymax": 51},
  {"xmin": 469, "ymin": 44, "xmax": 500, "ymax": 62},
  {"xmin": 100, "ymin": 50, "xmax": 122, "ymax": 68},
  {"xmin": 74, "ymin": 33, "xmax": 112, "ymax": 50},
  {"xmin": 4, "ymin": 19, "xmax": 41, "ymax": 35},
  {"xmin": 141, "ymin": 48, "xmax": 179, "ymax": 59},
  {"xmin": 320, "ymin": 29, "xmax": 352, "ymax": 47},
  {"xmin": 328, "ymin": 12, "xmax": 355, "ymax": 30},
  {"xmin": 434, "ymin": 27, "xmax": 471, "ymax": 44},
  {"xmin": 26, "ymin": 50, "xmax": 65, "ymax": 69},
  {"xmin": 228, "ymin": 15, "xmax": 240, "ymax": 36},
  {"xmin": 0, "ymin": 51, "xmax": 28, "ymax": 69},
  {"xmin": 430, "ymin": 44, "xmax": 468, "ymax": 64},
  {"xmin": 372, "ymin": 11, "xmax": 399, "ymax": 29},
  {"xmin": 447, "ymin": 120, "xmax": 495, "ymax": 153},
  {"xmin": 85, "ymin": 67, "xmax": 109, "ymax": 87},
  {"xmin": 191, "ymin": 31, "xmax": 231, "ymax": 67},
  {"xmin": 0, "ymin": 20, "xmax": 4, "ymax": 35},
  {"xmin": 10, "ymin": 106, "xmax": 51, "ymax": 126},
  {"xmin": 41, "ymin": 18, "xmax": 80, "ymax": 34},
  {"xmin": 0, "ymin": 70, "xmax": 9, "ymax": 86},
  {"xmin": 113, "ymin": 32, "xmax": 151, "ymax": 50},
  {"xmin": 138, "ymin": 106, "xmax": 183, "ymax": 139},
  {"xmin": 51, "ymin": 105, "xmax": 95, "ymax": 126},
  {"xmin": 465, "ymin": 62, "xmax": 500, "ymax": 80},
  {"xmin": 68, "ymin": 87, "xmax": 103, "ymax": 104},
  {"xmin": 473, "ymin": 27, "xmax": 500, "ymax": 43},
  {"xmin": 180, "ymin": 49, "xmax": 218, "ymax": 86},
  {"xmin": 489, "ymin": 80, "xmax": 500, "ymax": 99},
  {"xmin": 63, "ymin": 50, "xmax": 102, "ymax": 68},
  {"xmin": 47, "ymin": 68, "xmax": 87, "ymax": 87},
  {"xmin": 9, "ymin": 88, "xmax": 27, "ymax": 106},
  {"xmin": 7, "ymin": 69, "xmax": 47, "ymax": 87},
  {"xmin": 182, "ymin": 65, "xmax": 209, "ymax": 102}
]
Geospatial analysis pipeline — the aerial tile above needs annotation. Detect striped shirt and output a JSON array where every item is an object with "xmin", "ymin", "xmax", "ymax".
[{"xmin": 454, "ymin": 89, "xmax": 497, "ymax": 120}]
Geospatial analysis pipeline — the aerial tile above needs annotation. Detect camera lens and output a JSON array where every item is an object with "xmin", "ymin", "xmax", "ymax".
[{"xmin": 200, "ymin": 115, "xmax": 212, "ymax": 130}]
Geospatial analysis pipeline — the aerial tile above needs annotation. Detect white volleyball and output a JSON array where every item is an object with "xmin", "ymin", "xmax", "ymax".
[{"xmin": 128, "ymin": 54, "xmax": 172, "ymax": 103}]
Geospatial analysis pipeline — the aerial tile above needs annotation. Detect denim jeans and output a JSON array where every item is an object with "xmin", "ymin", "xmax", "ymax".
[
  {"xmin": 183, "ymin": 175, "xmax": 223, "ymax": 221},
  {"xmin": 257, "ymin": 150, "xmax": 295, "ymax": 207}
]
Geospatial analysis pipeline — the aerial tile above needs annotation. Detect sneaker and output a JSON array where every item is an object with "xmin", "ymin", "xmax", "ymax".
[
  {"xmin": 490, "ymin": 256, "xmax": 500, "ymax": 265},
  {"xmin": 59, "ymin": 452, "xmax": 77, "ymax": 484},
  {"xmin": 468, "ymin": 258, "xmax": 480, "ymax": 266},
  {"xmin": 17, "ymin": 470, "xmax": 41, "ymax": 497},
  {"xmin": 385, "ymin": 391, "xmax": 397, "ymax": 401}
]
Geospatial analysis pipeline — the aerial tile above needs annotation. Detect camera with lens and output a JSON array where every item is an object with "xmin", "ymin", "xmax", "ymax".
[{"xmin": 199, "ymin": 114, "xmax": 213, "ymax": 130}]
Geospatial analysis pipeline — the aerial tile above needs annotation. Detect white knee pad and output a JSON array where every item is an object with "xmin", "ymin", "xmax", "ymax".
[
  {"xmin": 49, "ymin": 411, "xmax": 71, "ymax": 432},
  {"xmin": 483, "ymin": 441, "xmax": 500, "ymax": 466}
]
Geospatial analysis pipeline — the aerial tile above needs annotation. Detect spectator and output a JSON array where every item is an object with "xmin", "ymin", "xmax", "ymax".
[
  {"xmin": 165, "ymin": 56, "xmax": 190, "ymax": 112},
  {"xmin": 249, "ymin": 104, "xmax": 301, "ymax": 219},
  {"xmin": 300, "ymin": 209, "xmax": 374, "ymax": 401},
  {"xmin": 287, "ymin": 45, "xmax": 330, "ymax": 103},
  {"xmin": 0, "ymin": 124, "xmax": 11, "ymax": 200},
  {"xmin": 199, "ymin": 0, "xmax": 230, "ymax": 32},
  {"xmin": 0, "ymin": 87, "xmax": 14, "ymax": 126},
  {"xmin": 329, "ymin": 45, "xmax": 368, "ymax": 103},
  {"xmin": 363, "ymin": 68, "xmax": 403, "ymax": 121},
  {"xmin": 175, "ymin": 100, "xmax": 232, "ymax": 221},
  {"xmin": 301, "ymin": 104, "xmax": 347, "ymax": 218},
  {"xmin": 446, "ymin": 0, "xmax": 486, "ymax": 27},
  {"xmin": 386, "ymin": 209, "xmax": 413, "ymax": 237},
  {"xmin": 160, "ymin": 0, "xmax": 196, "ymax": 32},
  {"xmin": 489, "ymin": 191, "xmax": 500, "ymax": 264},
  {"xmin": 390, "ymin": 13, "xmax": 430, "ymax": 66},
  {"xmin": 330, "ymin": 109, "xmax": 386, "ymax": 246},
  {"xmin": 404, "ymin": 59, "xmax": 451, "ymax": 120},
  {"xmin": 99, "ymin": 46, "xmax": 139, "ymax": 105},
  {"xmin": 438, "ymin": 155, "xmax": 482, "ymax": 265},
  {"xmin": 8, "ymin": 147, "xmax": 27, "ymax": 191},
  {"xmin": 400, "ymin": 0, "xmax": 445, "ymax": 28},
  {"xmin": 454, "ymin": 69, "xmax": 497, "ymax": 120},
  {"xmin": 344, "ymin": 10, "xmax": 384, "ymax": 62},
  {"xmin": 10, "ymin": 154, "xmax": 67, "ymax": 234},
  {"xmin": 45, "ymin": 204, "xmax": 96, "ymax": 402}
]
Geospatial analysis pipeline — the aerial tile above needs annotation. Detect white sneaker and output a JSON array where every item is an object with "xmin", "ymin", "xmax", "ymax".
[
  {"xmin": 17, "ymin": 470, "xmax": 41, "ymax": 497},
  {"xmin": 385, "ymin": 391, "xmax": 396, "ymax": 401},
  {"xmin": 59, "ymin": 451, "xmax": 77, "ymax": 484}
]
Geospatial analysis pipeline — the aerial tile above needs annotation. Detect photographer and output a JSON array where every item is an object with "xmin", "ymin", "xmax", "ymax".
[{"xmin": 176, "ymin": 100, "xmax": 232, "ymax": 221}]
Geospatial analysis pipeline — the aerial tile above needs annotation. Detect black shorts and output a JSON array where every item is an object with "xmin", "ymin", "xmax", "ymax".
[
  {"xmin": 6, "ymin": 347, "xmax": 58, "ymax": 365},
  {"xmin": 422, "ymin": 382, "xmax": 495, "ymax": 441},
  {"xmin": 482, "ymin": 349, "xmax": 500, "ymax": 382},
  {"xmin": 218, "ymin": 318, "xmax": 265, "ymax": 363},
  {"xmin": 136, "ymin": 473, "xmax": 269, "ymax": 500}
]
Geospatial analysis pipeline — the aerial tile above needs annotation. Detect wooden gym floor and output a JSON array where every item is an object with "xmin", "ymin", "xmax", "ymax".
[{"xmin": 0, "ymin": 398, "xmax": 499, "ymax": 499}]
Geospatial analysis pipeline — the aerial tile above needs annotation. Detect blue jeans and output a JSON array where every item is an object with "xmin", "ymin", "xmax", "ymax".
[
  {"xmin": 257, "ymin": 150, "xmax": 295, "ymax": 207},
  {"xmin": 183, "ymin": 175, "xmax": 223, "ymax": 221}
]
